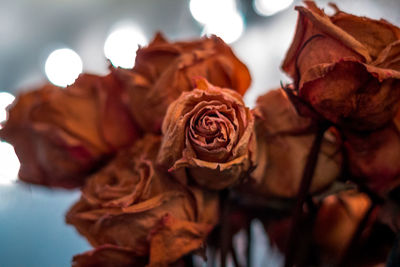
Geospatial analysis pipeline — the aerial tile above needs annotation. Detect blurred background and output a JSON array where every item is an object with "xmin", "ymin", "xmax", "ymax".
[{"xmin": 0, "ymin": 0, "xmax": 399, "ymax": 266}]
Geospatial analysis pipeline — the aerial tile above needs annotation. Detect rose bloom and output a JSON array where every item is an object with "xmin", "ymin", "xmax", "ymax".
[
  {"xmin": 0, "ymin": 74, "xmax": 139, "ymax": 188},
  {"xmin": 282, "ymin": 1, "xmax": 400, "ymax": 131},
  {"xmin": 157, "ymin": 78, "xmax": 256, "ymax": 190},
  {"xmin": 249, "ymin": 89, "xmax": 342, "ymax": 198},
  {"xmin": 67, "ymin": 135, "xmax": 218, "ymax": 266},
  {"xmin": 113, "ymin": 32, "xmax": 251, "ymax": 133}
]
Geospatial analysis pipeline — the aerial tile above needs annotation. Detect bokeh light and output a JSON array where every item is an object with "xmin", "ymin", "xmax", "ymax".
[
  {"xmin": 0, "ymin": 92, "xmax": 15, "ymax": 124},
  {"xmin": 0, "ymin": 141, "xmax": 20, "ymax": 185},
  {"xmin": 45, "ymin": 48, "xmax": 83, "ymax": 87},
  {"xmin": 189, "ymin": 0, "xmax": 237, "ymax": 25},
  {"xmin": 253, "ymin": 0, "xmax": 294, "ymax": 16},
  {"xmin": 104, "ymin": 24, "xmax": 147, "ymax": 69},
  {"xmin": 203, "ymin": 12, "xmax": 245, "ymax": 44},
  {"xmin": 190, "ymin": 0, "xmax": 245, "ymax": 43}
]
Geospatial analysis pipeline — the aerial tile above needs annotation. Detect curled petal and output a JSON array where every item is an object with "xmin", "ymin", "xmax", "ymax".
[
  {"xmin": 148, "ymin": 214, "xmax": 214, "ymax": 266},
  {"xmin": 345, "ymin": 123, "xmax": 400, "ymax": 195},
  {"xmin": 300, "ymin": 60, "xmax": 400, "ymax": 131},
  {"xmin": 72, "ymin": 245, "xmax": 146, "ymax": 267}
]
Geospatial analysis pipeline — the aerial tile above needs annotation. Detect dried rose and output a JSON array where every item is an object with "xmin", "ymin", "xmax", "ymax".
[
  {"xmin": 72, "ymin": 245, "xmax": 147, "ymax": 267},
  {"xmin": 66, "ymin": 135, "xmax": 218, "ymax": 266},
  {"xmin": 344, "ymin": 121, "xmax": 400, "ymax": 195},
  {"xmin": 157, "ymin": 78, "xmax": 256, "ymax": 190},
  {"xmin": 282, "ymin": 1, "xmax": 400, "ymax": 131},
  {"xmin": 113, "ymin": 32, "xmax": 251, "ymax": 133},
  {"xmin": 249, "ymin": 89, "xmax": 342, "ymax": 198},
  {"xmin": 0, "ymin": 73, "xmax": 139, "ymax": 188},
  {"xmin": 265, "ymin": 192, "xmax": 373, "ymax": 265}
]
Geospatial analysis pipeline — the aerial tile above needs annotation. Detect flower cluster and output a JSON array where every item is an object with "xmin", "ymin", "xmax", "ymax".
[{"xmin": 2, "ymin": 1, "xmax": 400, "ymax": 266}]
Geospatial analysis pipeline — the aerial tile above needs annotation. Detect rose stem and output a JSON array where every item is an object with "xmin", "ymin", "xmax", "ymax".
[
  {"xmin": 220, "ymin": 189, "xmax": 231, "ymax": 267},
  {"xmin": 284, "ymin": 125, "xmax": 328, "ymax": 267},
  {"xmin": 246, "ymin": 224, "xmax": 252, "ymax": 267},
  {"xmin": 339, "ymin": 201, "xmax": 376, "ymax": 266},
  {"xmin": 230, "ymin": 243, "xmax": 241, "ymax": 267}
]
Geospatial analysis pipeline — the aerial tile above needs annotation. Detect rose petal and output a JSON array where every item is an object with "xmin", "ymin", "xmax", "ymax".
[{"xmin": 72, "ymin": 245, "xmax": 146, "ymax": 267}]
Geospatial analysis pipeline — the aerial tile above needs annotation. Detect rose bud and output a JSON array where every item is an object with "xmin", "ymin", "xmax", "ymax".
[
  {"xmin": 249, "ymin": 89, "xmax": 342, "ymax": 198},
  {"xmin": 157, "ymin": 78, "xmax": 256, "ymax": 190},
  {"xmin": 344, "ymin": 121, "xmax": 400, "ymax": 195},
  {"xmin": 282, "ymin": 1, "xmax": 400, "ymax": 131},
  {"xmin": 66, "ymin": 135, "xmax": 218, "ymax": 266},
  {"xmin": 0, "ymin": 73, "xmax": 139, "ymax": 188},
  {"xmin": 113, "ymin": 32, "xmax": 251, "ymax": 133}
]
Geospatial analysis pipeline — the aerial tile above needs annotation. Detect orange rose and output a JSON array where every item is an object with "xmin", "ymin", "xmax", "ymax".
[
  {"xmin": 72, "ymin": 245, "xmax": 147, "ymax": 267},
  {"xmin": 282, "ymin": 1, "xmax": 400, "ymax": 131},
  {"xmin": 67, "ymin": 135, "xmax": 218, "ymax": 266},
  {"xmin": 113, "ymin": 32, "xmax": 251, "ymax": 133},
  {"xmin": 0, "ymin": 73, "xmax": 139, "ymax": 188},
  {"xmin": 250, "ymin": 89, "xmax": 342, "ymax": 198},
  {"xmin": 157, "ymin": 78, "xmax": 256, "ymax": 190}
]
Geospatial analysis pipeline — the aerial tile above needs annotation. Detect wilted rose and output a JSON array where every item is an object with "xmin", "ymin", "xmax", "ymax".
[
  {"xmin": 344, "ymin": 120, "xmax": 400, "ymax": 195},
  {"xmin": 72, "ymin": 245, "xmax": 147, "ymax": 267},
  {"xmin": 67, "ymin": 135, "xmax": 218, "ymax": 266},
  {"xmin": 249, "ymin": 89, "xmax": 342, "ymax": 198},
  {"xmin": 157, "ymin": 78, "xmax": 256, "ymax": 190},
  {"xmin": 265, "ymin": 191, "xmax": 374, "ymax": 265},
  {"xmin": 282, "ymin": 1, "xmax": 400, "ymax": 131},
  {"xmin": 0, "ymin": 73, "xmax": 139, "ymax": 188},
  {"xmin": 113, "ymin": 32, "xmax": 251, "ymax": 133}
]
